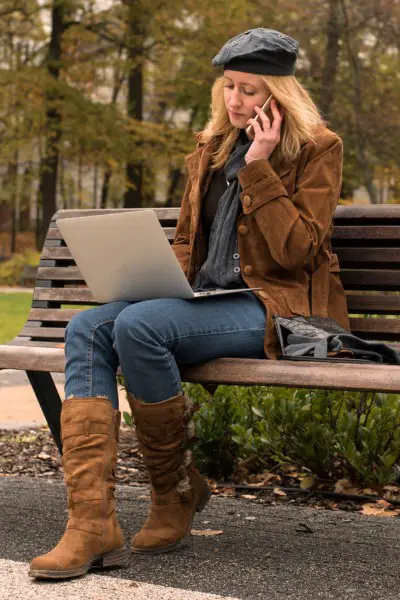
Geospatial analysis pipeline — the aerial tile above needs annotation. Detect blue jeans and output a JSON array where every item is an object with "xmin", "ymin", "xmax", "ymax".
[{"xmin": 64, "ymin": 293, "xmax": 267, "ymax": 408}]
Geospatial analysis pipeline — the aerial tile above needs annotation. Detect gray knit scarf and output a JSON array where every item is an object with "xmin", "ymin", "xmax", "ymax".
[{"xmin": 192, "ymin": 129, "xmax": 252, "ymax": 291}]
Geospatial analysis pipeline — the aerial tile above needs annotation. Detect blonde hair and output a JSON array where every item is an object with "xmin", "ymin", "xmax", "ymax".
[{"xmin": 196, "ymin": 74, "xmax": 326, "ymax": 170}]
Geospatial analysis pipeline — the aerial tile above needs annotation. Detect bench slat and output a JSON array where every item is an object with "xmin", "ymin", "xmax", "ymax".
[
  {"xmin": 332, "ymin": 226, "xmax": 400, "ymax": 240},
  {"xmin": 349, "ymin": 317, "xmax": 400, "ymax": 340},
  {"xmin": 53, "ymin": 207, "xmax": 181, "ymax": 221},
  {"xmin": 336, "ymin": 248, "xmax": 400, "ymax": 264},
  {"xmin": 346, "ymin": 294, "xmax": 400, "ymax": 314},
  {"xmin": 47, "ymin": 225, "xmax": 400, "ymax": 243},
  {"xmin": 41, "ymin": 245, "xmax": 400, "ymax": 265},
  {"xmin": 20, "ymin": 327, "xmax": 66, "ymax": 339},
  {"xmin": 36, "ymin": 266, "xmax": 400, "ymax": 290},
  {"xmin": 33, "ymin": 287, "xmax": 96, "ymax": 303},
  {"xmin": 30, "ymin": 287, "xmax": 400, "ymax": 314},
  {"xmin": 28, "ymin": 309, "xmax": 82, "ymax": 322},
  {"xmin": 340, "ymin": 270, "xmax": 400, "ymax": 290},
  {"xmin": 0, "ymin": 344, "xmax": 399, "ymax": 392},
  {"xmin": 44, "ymin": 226, "xmax": 176, "ymax": 243},
  {"xmin": 8, "ymin": 339, "xmax": 65, "ymax": 348},
  {"xmin": 37, "ymin": 266, "xmax": 83, "ymax": 281},
  {"xmin": 53, "ymin": 205, "xmax": 400, "ymax": 221}
]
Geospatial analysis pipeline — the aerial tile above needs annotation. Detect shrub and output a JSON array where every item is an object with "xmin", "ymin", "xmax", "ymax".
[
  {"xmin": 0, "ymin": 250, "xmax": 40, "ymax": 286},
  {"xmin": 120, "ymin": 377, "xmax": 400, "ymax": 486},
  {"xmin": 183, "ymin": 383, "xmax": 400, "ymax": 485}
]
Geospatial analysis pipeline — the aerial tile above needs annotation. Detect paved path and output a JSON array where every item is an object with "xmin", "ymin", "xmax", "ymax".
[
  {"xmin": 1, "ymin": 477, "xmax": 400, "ymax": 599},
  {"xmin": 0, "ymin": 286, "xmax": 33, "ymax": 293},
  {"xmin": 0, "ymin": 369, "xmax": 131, "ymax": 429}
]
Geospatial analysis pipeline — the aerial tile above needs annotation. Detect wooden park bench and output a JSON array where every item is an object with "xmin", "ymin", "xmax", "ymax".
[
  {"xmin": 1, "ymin": 205, "xmax": 399, "ymax": 453},
  {"xmin": 21, "ymin": 265, "xmax": 39, "ymax": 287}
]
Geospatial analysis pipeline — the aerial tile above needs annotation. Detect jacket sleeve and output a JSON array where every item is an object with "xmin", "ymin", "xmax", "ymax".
[
  {"xmin": 171, "ymin": 175, "xmax": 192, "ymax": 276},
  {"xmin": 237, "ymin": 134, "xmax": 343, "ymax": 271}
]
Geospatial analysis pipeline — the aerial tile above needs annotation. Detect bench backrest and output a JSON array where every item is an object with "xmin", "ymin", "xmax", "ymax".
[{"xmin": 18, "ymin": 205, "xmax": 400, "ymax": 351}]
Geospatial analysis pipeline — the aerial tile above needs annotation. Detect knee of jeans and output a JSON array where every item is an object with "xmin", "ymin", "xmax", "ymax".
[{"xmin": 113, "ymin": 304, "xmax": 163, "ymax": 349}]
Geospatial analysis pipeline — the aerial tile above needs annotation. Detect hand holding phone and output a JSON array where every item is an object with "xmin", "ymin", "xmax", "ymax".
[{"xmin": 246, "ymin": 94, "xmax": 273, "ymax": 138}]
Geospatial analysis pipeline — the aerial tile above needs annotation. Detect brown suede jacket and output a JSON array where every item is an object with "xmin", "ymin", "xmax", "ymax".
[{"xmin": 172, "ymin": 124, "xmax": 351, "ymax": 359}]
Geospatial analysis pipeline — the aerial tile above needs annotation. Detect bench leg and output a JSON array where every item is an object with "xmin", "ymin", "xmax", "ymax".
[{"xmin": 26, "ymin": 371, "xmax": 62, "ymax": 454}]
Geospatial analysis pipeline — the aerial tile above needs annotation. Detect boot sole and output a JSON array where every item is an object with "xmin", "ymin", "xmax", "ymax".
[
  {"xmin": 132, "ymin": 484, "xmax": 212, "ymax": 555},
  {"xmin": 28, "ymin": 545, "xmax": 129, "ymax": 580}
]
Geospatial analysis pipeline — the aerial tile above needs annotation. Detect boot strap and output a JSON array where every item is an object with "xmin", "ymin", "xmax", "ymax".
[
  {"xmin": 62, "ymin": 420, "xmax": 111, "ymax": 441},
  {"xmin": 68, "ymin": 489, "xmax": 103, "ymax": 507},
  {"xmin": 152, "ymin": 487, "xmax": 192, "ymax": 505},
  {"xmin": 67, "ymin": 517, "xmax": 103, "ymax": 536}
]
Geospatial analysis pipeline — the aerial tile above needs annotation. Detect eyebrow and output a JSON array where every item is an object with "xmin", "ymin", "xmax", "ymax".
[{"xmin": 224, "ymin": 77, "xmax": 258, "ymax": 88}]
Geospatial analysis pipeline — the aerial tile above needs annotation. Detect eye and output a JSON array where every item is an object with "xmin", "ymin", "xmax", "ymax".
[{"xmin": 224, "ymin": 84, "xmax": 255, "ymax": 96}]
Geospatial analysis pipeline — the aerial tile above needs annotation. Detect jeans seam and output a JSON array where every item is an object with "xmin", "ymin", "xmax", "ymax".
[
  {"xmin": 164, "ymin": 326, "xmax": 266, "ymax": 345},
  {"xmin": 85, "ymin": 318, "xmax": 117, "ymax": 397}
]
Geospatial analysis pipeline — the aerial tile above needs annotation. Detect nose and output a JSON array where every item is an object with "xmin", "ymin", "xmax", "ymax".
[{"xmin": 228, "ymin": 88, "xmax": 242, "ymax": 110}]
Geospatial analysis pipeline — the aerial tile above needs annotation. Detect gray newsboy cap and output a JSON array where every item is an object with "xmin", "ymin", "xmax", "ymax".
[{"xmin": 212, "ymin": 28, "xmax": 299, "ymax": 76}]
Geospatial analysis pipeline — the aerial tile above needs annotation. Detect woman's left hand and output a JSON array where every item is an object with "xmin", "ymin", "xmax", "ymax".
[{"xmin": 244, "ymin": 99, "xmax": 285, "ymax": 164}]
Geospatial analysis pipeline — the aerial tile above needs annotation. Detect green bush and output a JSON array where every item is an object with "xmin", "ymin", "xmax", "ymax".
[
  {"xmin": 183, "ymin": 383, "xmax": 400, "ymax": 485},
  {"xmin": 0, "ymin": 250, "xmax": 40, "ymax": 286},
  {"xmin": 120, "ymin": 376, "xmax": 400, "ymax": 486}
]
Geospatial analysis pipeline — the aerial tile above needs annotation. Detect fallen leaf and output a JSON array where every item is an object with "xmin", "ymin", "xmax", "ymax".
[
  {"xmin": 300, "ymin": 475, "xmax": 316, "ymax": 490},
  {"xmin": 334, "ymin": 478, "xmax": 352, "ymax": 494},
  {"xmin": 361, "ymin": 500, "xmax": 395, "ymax": 517},
  {"xmin": 240, "ymin": 494, "xmax": 257, "ymax": 500},
  {"xmin": 273, "ymin": 487, "xmax": 287, "ymax": 497},
  {"xmin": 383, "ymin": 485, "xmax": 400, "ymax": 493},
  {"xmin": 191, "ymin": 529, "xmax": 223, "ymax": 537},
  {"xmin": 361, "ymin": 488, "xmax": 379, "ymax": 496},
  {"xmin": 37, "ymin": 452, "xmax": 51, "ymax": 460}
]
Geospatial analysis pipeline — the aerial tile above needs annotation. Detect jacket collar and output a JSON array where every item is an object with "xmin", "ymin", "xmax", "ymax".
[{"xmin": 184, "ymin": 135, "xmax": 296, "ymax": 181}]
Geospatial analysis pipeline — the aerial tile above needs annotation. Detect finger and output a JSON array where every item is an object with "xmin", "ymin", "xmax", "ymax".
[
  {"xmin": 270, "ymin": 101, "xmax": 283, "ymax": 136},
  {"xmin": 254, "ymin": 105, "xmax": 271, "ymax": 128},
  {"xmin": 248, "ymin": 118, "xmax": 264, "ymax": 137},
  {"xmin": 270, "ymin": 99, "xmax": 282, "ymax": 120}
]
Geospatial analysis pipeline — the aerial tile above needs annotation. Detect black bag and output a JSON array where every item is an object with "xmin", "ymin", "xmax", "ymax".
[{"xmin": 272, "ymin": 314, "xmax": 400, "ymax": 365}]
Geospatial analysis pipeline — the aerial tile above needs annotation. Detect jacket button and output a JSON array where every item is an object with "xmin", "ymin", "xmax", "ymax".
[
  {"xmin": 238, "ymin": 224, "xmax": 249, "ymax": 236},
  {"xmin": 243, "ymin": 265, "xmax": 253, "ymax": 276},
  {"xmin": 242, "ymin": 194, "xmax": 252, "ymax": 208},
  {"xmin": 258, "ymin": 290, "xmax": 268, "ymax": 299}
]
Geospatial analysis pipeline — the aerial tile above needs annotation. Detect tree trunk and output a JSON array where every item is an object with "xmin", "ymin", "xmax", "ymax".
[
  {"xmin": 59, "ymin": 157, "xmax": 67, "ymax": 209},
  {"xmin": 165, "ymin": 106, "xmax": 200, "ymax": 207},
  {"xmin": 93, "ymin": 162, "xmax": 99, "ymax": 208},
  {"xmin": 319, "ymin": 0, "xmax": 342, "ymax": 120},
  {"xmin": 340, "ymin": 0, "xmax": 378, "ymax": 204},
  {"xmin": 123, "ymin": 57, "xmax": 143, "ymax": 208},
  {"xmin": 100, "ymin": 167, "xmax": 112, "ymax": 209},
  {"xmin": 100, "ymin": 49, "xmax": 125, "ymax": 208},
  {"xmin": 123, "ymin": 3, "xmax": 147, "ymax": 208},
  {"xmin": 37, "ymin": 0, "xmax": 64, "ymax": 246},
  {"xmin": 8, "ymin": 155, "xmax": 18, "ymax": 254}
]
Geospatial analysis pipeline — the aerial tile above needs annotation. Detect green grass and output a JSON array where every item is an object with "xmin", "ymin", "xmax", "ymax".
[
  {"xmin": 0, "ymin": 292, "xmax": 33, "ymax": 344},
  {"xmin": 0, "ymin": 293, "xmax": 94, "ymax": 344}
]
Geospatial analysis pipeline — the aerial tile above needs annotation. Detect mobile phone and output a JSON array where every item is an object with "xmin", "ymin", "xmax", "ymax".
[{"xmin": 246, "ymin": 94, "xmax": 273, "ymax": 137}]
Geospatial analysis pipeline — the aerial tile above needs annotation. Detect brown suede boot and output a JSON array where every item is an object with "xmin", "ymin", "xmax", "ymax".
[
  {"xmin": 29, "ymin": 397, "xmax": 128, "ymax": 579},
  {"xmin": 127, "ymin": 392, "xmax": 211, "ymax": 554}
]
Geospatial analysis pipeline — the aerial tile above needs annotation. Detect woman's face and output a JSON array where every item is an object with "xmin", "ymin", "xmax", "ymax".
[{"xmin": 223, "ymin": 70, "xmax": 270, "ymax": 132}]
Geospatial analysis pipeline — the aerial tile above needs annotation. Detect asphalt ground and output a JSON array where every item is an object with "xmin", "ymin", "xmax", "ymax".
[{"xmin": 1, "ymin": 477, "xmax": 400, "ymax": 599}]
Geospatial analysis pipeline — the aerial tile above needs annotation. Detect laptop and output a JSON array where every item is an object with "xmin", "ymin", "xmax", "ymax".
[{"xmin": 56, "ymin": 210, "xmax": 261, "ymax": 304}]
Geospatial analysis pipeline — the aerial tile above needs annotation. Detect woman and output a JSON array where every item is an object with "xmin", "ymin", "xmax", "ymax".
[{"xmin": 29, "ymin": 27, "xmax": 350, "ymax": 579}]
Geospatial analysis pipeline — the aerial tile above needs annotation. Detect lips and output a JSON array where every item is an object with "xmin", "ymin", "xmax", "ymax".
[{"xmin": 229, "ymin": 111, "xmax": 243, "ymax": 116}]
